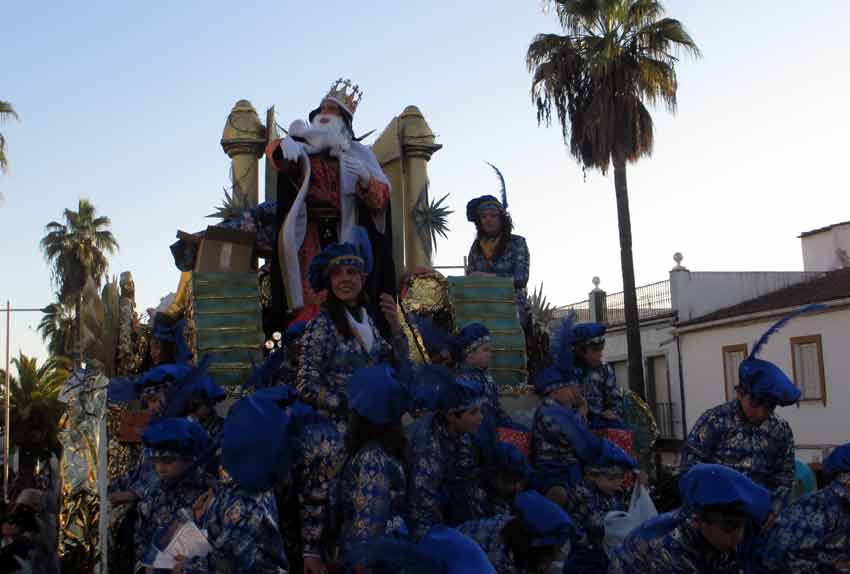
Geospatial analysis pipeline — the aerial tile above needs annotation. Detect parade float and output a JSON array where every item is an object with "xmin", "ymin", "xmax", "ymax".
[{"xmin": 57, "ymin": 88, "xmax": 658, "ymax": 573}]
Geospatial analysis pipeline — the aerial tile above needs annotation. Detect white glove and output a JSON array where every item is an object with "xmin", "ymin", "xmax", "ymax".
[
  {"xmin": 342, "ymin": 155, "xmax": 371, "ymax": 187},
  {"xmin": 279, "ymin": 137, "xmax": 304, "ymax": 162}
]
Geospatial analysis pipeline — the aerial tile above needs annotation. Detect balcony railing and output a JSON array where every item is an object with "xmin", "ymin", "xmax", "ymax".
[
  {"xmin": 555, "ymin": 279, "xmax": 673, "ymax": 326},
  {"xmin": 653, "ymin": 401, "xmax": 677, "ymax": 440}
]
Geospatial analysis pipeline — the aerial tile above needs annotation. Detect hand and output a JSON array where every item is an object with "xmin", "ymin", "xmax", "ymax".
[
  {"xmin": 761, "ymin": 512, "xmax": 777, "ymax": 533},
  {"xmin": 379, "ymin": 293, "xmax": 402, "ymax": 336},
  {"xmin": 280, "ymin": 137, "xmax": 305, "ymax": 162},
  {"xmin": 343, "ymin": 155, "xmax": 371, "ymax": 187},
  {"xmin": 173, "ymin": 555, "xmax": 185, "ymax": 574},
  {"xmin": 303, "ymin": 555, "xmax": 327, "ymax": 574},
  {"xmin": 601, "ymin": 409, "xmax": 619, "ymax": 421}
]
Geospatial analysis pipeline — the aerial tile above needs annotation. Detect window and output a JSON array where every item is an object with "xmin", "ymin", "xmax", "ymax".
[
  {"xmin": 722, "ymin": 344, "xmax": 748, "ymax": 400},
  {"xmin": 611, "ymin": 360, "xmax": 629, "ymax": 391},
  {"xmin": 790, "ymin": 335, "xmax": 826, "ymax": 404}
]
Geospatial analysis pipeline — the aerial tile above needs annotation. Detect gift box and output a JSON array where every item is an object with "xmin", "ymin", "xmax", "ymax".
[
  {"xmin": 117, "ymin": 411, "xmax": 152, "ymax": 443},
  {"xmin": 595, "ymin": 428, "xmax": 633, "ymax": 455},
  {"xmin": 497, "ymin": 427, "xmax": 531, "ymax": 458}
]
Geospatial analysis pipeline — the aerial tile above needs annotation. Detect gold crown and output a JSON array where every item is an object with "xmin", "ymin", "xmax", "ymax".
[{"xmin": 324, "ymin": 78, "xmax": 363, "ymax": 116}]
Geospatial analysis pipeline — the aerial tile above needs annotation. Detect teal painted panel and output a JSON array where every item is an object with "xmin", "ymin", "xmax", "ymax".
[
  {"xmin": 196, "ymin": 329, "xmax": 263, "ymax": 349},
  {"xmin": 194, "ymin": 313, "xmax": 260, "ymax": 330},
  {"xmin": 194, "ymin": 298, "xmax": 260, "ymax": 315}
]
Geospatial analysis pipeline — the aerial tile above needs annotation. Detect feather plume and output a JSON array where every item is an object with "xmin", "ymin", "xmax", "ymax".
[
  {"xmin": 485, "ymin": 161, "xmax": 508, "ymax": 208},
  {"xmin": 749, "ymin": 303, "xmax": 826, "ymax": 360},
  {"xmin": 551, "ymin": 311, "xmax": 577, "ymax": 377},
  {"xmin": 161, "ymin": 355, "xmax": 213, "ymax": 419},
  {"xmin": 243, "ymin": 349, "xmax": 287, "ymax": 390}
]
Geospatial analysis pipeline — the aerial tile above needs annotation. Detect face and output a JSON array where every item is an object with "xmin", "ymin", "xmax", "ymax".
[
  {"xmin": 738, "ymin": 392, "xmax": 775, "ymax": 425},
  {"xmin": 697, "ymin": 517, "xmax": 747, "ymax": 554},
  {"xmin": 329, "ymin": 265, "xmax": 364, "ymax": 305},
  {"xmin": 150, "ymin": 339, "xmax": 162, "ymax": 365},
  {"xmin": 479, "ymin": 209, "xmax": 502, "ymax": 236},
  {"xmin": 152, "ymin": 455, "xmax": 192, "ymax": 482},
  {"xmin": 317, "ymin": 100, "xmax": 342, "ymax": 121},
  {"xmin": 465, "ymin": 343, "xmax": 493, "ymax": 369},
  {"xmin": 589, "ymin": 471, "xmax": 626, "ymax": 496},
  {"xmin": 193, "ymin": 403, "xmax": 213, "ymax": 421},
  {"xmin": 579, "ymin": 344, "xmax": 604, "ymax": 368},
  {"xmin": 550, "ymin": 385, "xmax": 580, "ymax": 407},
  {"xmin": 447, "ymin": 405, "xmax": 483, "ymax": 434}
]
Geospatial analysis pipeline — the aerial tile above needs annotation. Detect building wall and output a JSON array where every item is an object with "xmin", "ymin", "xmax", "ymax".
[
  {"xmin": 670, "ymin": 270, "xmax": 820, "ymax": 322},
  {"xmin": 678, "ymin": 306, "xmax": 850, "ymax": 462},
  {"xmin": 801, "ymin": 223, "xmax": 850, "ymax": 271}
]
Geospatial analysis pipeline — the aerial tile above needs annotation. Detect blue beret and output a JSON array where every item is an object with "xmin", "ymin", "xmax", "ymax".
[
  {"xmin": 419, "ymin": 526, "xmax": 495, "ymax": 574},
  {"xmin": 573, "ymin": 323, "xmax": 606, "ymax": 344},
  {"xmin": 454, "ymin": 323, "xmax": 492, "ymax": 361},
  {"xmin": 284, "ymin": 321, "xmax": 308, "ymax": 345},
  {"xmin": 466, "ymin": 195, "xmax": 503, "ymax": 222},
  {"xmin": 533, "ymin": 365, "xmax": 580, "ymax": 396},
  {"xmin": 252, "ymin": 384, "xmax": 299, "ymax": 407},
  {"xmin": 824, "ymin": 443, "xmax": 850, "ymax": 476},
  {"xmin": 348, "ymin": 365, "xmax": 409, "ymax": 425},
  {"xmin": 490, "ymin": 442, "xmax": 532, "ymax": 480},
  {"xmin": 343, "ymin": 537, "xmax": 439, "ymax": 574},
  {"xmin": 135, "ymin": 363, "xmax": 193, "ymax": 390},
  {"xmin": 221, "ymin": 396, "xmax": 291, "ymax": 492},
  {"xmin": 308, "ymin": 227, "xmax": 374, "ymax": 293},
  {"xmin": 188, "ymin": 374, "xmax": 225, "ymax": 402},
  {"xmin": 411, "ymin": 364, "xmax": 483, "ymax": 413},
  {"xmin": 586, "ymin": 439, "xmax": 637, "ymax": 474},
  {"xmin": 141, "ymin": 418, "xmax": 210, "ymax": 458},
  {"xmin": 679, "ymin": 464, "xmax": 771, "ymax": 522},
  {"xmin": 738, "ymin": 358, "xmax": 801, "ymax": 406},
  {"xmin": 514, "ymin": 491, "xmax": 577, "ymax": 547}
]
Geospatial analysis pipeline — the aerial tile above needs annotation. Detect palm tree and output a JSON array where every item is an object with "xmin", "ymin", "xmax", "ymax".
[
  {"xmin": 38, "ymin": 299, "xmax": 76, "ymax": 358},
  {"xmin": 0, "ymin": 100, "xmax": 19, "ymax": 174},
  {"xmin": 40, "ymin": 199, "xmax": 119, "ymax": 365},
  {"xmin": 527, "ymin": 0, "xmax": 699, "ymax": 398},
  {"xmin": 0, "ymin": 353, "xmax": 70, "ymax": 484}
]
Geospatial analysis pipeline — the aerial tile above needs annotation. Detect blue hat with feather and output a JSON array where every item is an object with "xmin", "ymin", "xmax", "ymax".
[
  {"xmin": 343, "ymin": 537, "xmax": 439, "ymax": 574},
  {"xmin": 466, "ymin": 195, "xmax": 503, "ymax": 223},
  {"xmin": 252, "ymin": 384, "xmax": 300, "ymax": 408},
  {"xmin": 489, "ymin": 442, "xmax": 532, "ymax": 480},
  {"xmin": 534, "ymin": 314, "xmax": 581, "ymax": 395},
  {"xmin": 159, "ymin": 356, "xmax": 218, "ymax": 419},
  {"xmin": 514, "ymin": 491, "xmax": 577, "ymax": 548},
  {"xmin": 679, "ymin": 463, "xmax": 771, "ymax": 522},
  {"xmin": 585, "ymin": 439, "xmax": 637, "ymax": 475},
  {"xmin": 419, "ymin": 526, "xmax": 496, "ymax": 574},
  {"xmin": 573, "ymin": 322, "xmax": 606, "ymax": 346},
  {"xmin": 454, "ymin": 323, "xmax": 491, "ymax": 362},
  {"xmin": 221, "ymin": 395, "xmax": 291, "ymax": 492},
  {"xmin": 824, "ymin": 443, "xmax": 850, "ymax": 476},
  {"xmin": 738, "ymin": 304, "xmax": 824, "ymax": 406},
  {"xmin": 413, "ymin": 364, "xmax": 483, "ymax": 413},
  {"xmin": 308, "ymin": 226, "xmax": 373, "ymax": 293},
  {"xmin": 142, "ymin": 418, "xmax": 210, "ymax": 459},
  {"xmin": 348, "ymin": 365, "xmax": 410, "ymax": 425},
  {"xmin": 135, "ymin": 363, "xmax": 193, "ymax": 398}
]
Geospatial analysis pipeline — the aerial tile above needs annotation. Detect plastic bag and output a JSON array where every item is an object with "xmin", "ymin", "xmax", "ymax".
[{"xmin": 602, "ymin": 482, "xmax": 658, "ymax": 556}]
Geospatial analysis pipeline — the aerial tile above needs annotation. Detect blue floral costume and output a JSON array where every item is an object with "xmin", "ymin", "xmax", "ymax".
[
  {"xmin": 456, "ymin": 514, "xmax": 518, "ymax": 574},
  {"xmin": 296, "ymin": 311, "xmax": 406, "ymax": 435},
  {"xmin": 579, "ymin": 364, "xmax": 624, "ymax": 429},
  {"xmin": 466, "ymin": 235, "xmax": 530, "ymax": 324},
  {"xmin": 759, "ymin": 474, "xmax": 850, "ymax": 573},
  {"xmin": 530, "ymin": 398, "xmax": 598, "ymax": 493},
  {"xmin": 457, "ymin": 363, "xmax": 519, "ymax": 467},
  {"xmin": 406, "ymin": 414, "xmax": 488, "ymax": 539},
  {"xmin": 563, "ymin": 481, "xmax": 628, "ymax": 574},
  {"xmin": 608, "ymin": 511, "xmax": 743, "ymax": 574},
  {"xmin": 339, "ymin": 442, "xmax": 408, "ymax": 555},
  {"xmin": 110, "ymin": 448, "xmax": 159, "ymax": 502},
  {"xmin": 182, "ymin": 477, "xmax": 288, "ymax": 574},
  {"xmin": 680, "ymin": 400, "xmax": 795, "ymax": 514}
]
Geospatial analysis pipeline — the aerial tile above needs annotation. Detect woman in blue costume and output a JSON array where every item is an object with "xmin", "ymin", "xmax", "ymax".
[
  {"xmin": 296, "ymin": 228, "xmax": 409, "ymax": 435},
  {"xmin": 338, "ymin": 365, "xmax": 411, "ymax": 556}
]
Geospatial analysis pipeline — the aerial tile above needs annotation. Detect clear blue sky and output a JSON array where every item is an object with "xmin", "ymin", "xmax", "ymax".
[{"xmin": 2, "ymin": 1, "xmax": 849, "ymax": 364}]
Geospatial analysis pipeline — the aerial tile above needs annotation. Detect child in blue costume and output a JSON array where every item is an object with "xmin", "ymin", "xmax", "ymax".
[
  {"xmin": 181, "ymin": 396, "xmax": 290, "ymax": 574},
  {"xmin": 609, "ymin": 464, "xmax": 771, "ymax": 574},
  {"xmin": 406, "ymin": 365, "xmax": 487, "ymax": 539},
  {"xmin": 458, "ymin": 491, "xmax": 576, "ymax": 574},
  {"xmin": 482, "ymin": 442, "xmax": 532, "ymax": 517},
  {"xmin": 134, "ymin": 418, "xmax": 215, "ymax": 570},
  {"xmin": 338, "ymin": 365, "xmax": 412, "ymax": 556},
  {"xmin": 563, "ymin": 440, "xmax": 636, "ymax": 574},
  {"xmin": 571, "ymin": 322, "xmax": 624, "ymax": 430}
]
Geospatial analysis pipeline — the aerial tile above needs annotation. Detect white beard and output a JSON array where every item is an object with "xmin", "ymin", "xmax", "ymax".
[{"xmin": 288, "ymin": 114, "xmax": 351, "ymax": 158}]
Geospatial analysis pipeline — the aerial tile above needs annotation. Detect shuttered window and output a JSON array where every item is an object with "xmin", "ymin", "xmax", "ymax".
[
  {"xmin": 791, "ymin": 335, "xmax": 826, "ymax": 404},
  {"xmin": 722, "ymin": 344, "xmax": 748, "ymax": 401}
]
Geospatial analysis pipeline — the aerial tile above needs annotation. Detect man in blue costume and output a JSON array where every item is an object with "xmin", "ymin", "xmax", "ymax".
[
  {"xmin": 406, "ymin": 365, "xmax": 487, "ymax": 539},
  {"xmin": 609, "ymin": 464, "xmax": 771, "ymax": 574},
  {"xmin": 680, "ymin": 305, "xmax": 822, "ymax": 521},
  {"xmin": 759, "ymin": 443, "xmax": 850, "ymax": 573}
]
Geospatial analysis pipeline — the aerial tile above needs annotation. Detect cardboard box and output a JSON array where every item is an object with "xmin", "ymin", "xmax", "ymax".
[
  {"xmin": 117, "ymin": 411, "xmax": 153, "ymax": 444},
  {"xmin": 195, "ymin": 226, "xmax": 255, "ymax": 273}
]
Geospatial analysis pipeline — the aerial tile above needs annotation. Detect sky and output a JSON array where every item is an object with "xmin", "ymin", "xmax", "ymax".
[{"xmin": 2, "ymin": 1, "xmax": 849, "ymax": 364}]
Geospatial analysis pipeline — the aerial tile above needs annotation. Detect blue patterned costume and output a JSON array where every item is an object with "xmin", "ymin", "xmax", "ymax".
[
  {"xmin": 467, "ymin": 235, "xmax": 530, "ymax": 322},
  {"xmin": 530, "ymin": 398, "xmax": 599, "ymax": 493},
  {"xmin": 563, "ymin": 481, "xmax": 627, "ymax": 573},
  {"xmin": 188, "ymin": 413, "xmax": 225, "ymax": 444},
  {"xmin": 134, "ymin": 466, "xmax": 214, "ymax": 565},
  {"xmin": 457, "ymin": 514, "xmax": 517, "ymax": 574},
  {"xmin": 406, "ymin": 414, "xmax": 487, "ymax": 539},
  {"xmin": 183, "ymin": 477, "xmax": 288, "ymax": 574},
  {"xmin": 296, "ymin": 311, "xmax": 406, "ymax": 435},
  {"xmin": 760, "ymin": 474, "xmax": 850, "ymax": 573},
  {"xmin": 110, "ymin": 448, "xmax": 159, "ymax": 501},
  {"xmin": 579, "ymin": 364, "xmax": 624, "ymax": 429},
  {"xmin": 608, "ymin": 511, "xmax": 743, "ymax": 574},
  {"xmin": 680, "ymin": 400, "xmax": 795, "ymax": 513},
  {"xmin": 339, "ymin": 442, "xmax": 408, "ymax": 555},
  {"xmin": 458, "ymin": 362, "xmax": 516, "ymax": 466}
]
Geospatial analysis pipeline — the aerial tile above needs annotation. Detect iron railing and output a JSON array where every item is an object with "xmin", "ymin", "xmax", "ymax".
[
  {"xmin": 556, "ymin": 299, "xmax": 591, "ymax": 323},
  {"xmin": 653, "ymin": 401, "xmax": 677, "ymax": 439},
  {"xmin": 555, "ymin": 280, "xmax": 673, "ymax": 326}
]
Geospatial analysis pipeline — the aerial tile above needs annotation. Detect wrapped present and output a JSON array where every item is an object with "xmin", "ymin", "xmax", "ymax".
[
  {"xmin": 497, "ymin": 427, "xmax": 531, "ymax": 457},
  {"xmin": 595, "ymin": 428, "xmax": 636, "ymax": 488}
]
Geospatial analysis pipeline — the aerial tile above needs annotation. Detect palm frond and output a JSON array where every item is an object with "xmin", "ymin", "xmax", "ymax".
[
  {"xmin": 529, "ymin": 283, "xmax": 564, "ymax": 330},
  {"xmin": 208, "ymin": 185, "xmax": 251, "ymax": 220},
  {"xmin": 411, "ymin": 181, "xmax": 453, "ymax": 260}
]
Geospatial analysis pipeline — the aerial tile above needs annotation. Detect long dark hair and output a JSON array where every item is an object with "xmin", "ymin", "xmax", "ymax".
[
  {"xmin": 344, "ymin": 412, "xmax": 407, "ymax": 463},
  {"xmin": 501, "ymin": 517, "xmax": 557, "ymax": 573},
  {"xmin": 474, "ymin": 211, "xmax": 515, "ymax": 258},
  {"xmin": 323, "ymin": 289, "xmax": 369, "ymax": 340}
]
